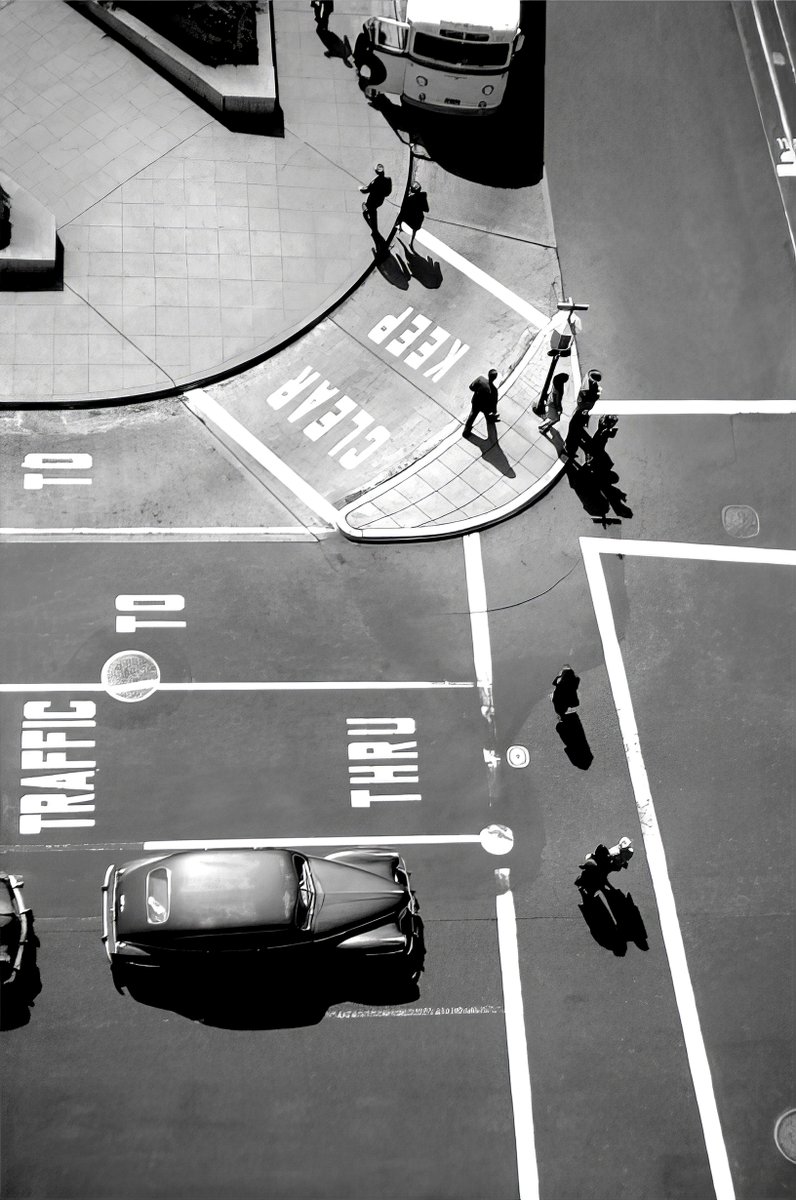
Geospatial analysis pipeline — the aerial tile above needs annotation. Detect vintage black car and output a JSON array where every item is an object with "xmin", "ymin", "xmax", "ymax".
[
  {"xmin": 0, "ymin": 872, "xmax": 31, "ymax": 987},
  {"xmin": 101, "ymin": 846, "xmax": 422, "ymax": 981}
]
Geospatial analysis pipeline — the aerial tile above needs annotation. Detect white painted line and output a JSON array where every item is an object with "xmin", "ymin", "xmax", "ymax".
[
  {"xmin": 463, "ymin": 532, "xmax": 500, "ymax": 797},
  {"xmin": 0, "ymin": 527, "xmax": 334, "ymax": 541},
  {"xmin": 592, "ymin": 400, "xmax": 796, "ymax": 414},
  {"xmin": 579, "ymin": 536, "xmax": 796, "ymax": 567},
  {"xmin": 752, "ymin": 0, "xmax": 795, "ymax": 149},
  {"xmin": 581, "ymin": 537, "xmax": 737, "ymax": 1200},
  {"xmin": 415, "ymin": 228, "xmax": 547, "ymax": 330},
  {"xmin": 183, "ymin": 388, "xmax": 340, "ymax": 528},
  {"xmin": 143, "ymin": 835, "xmax": 483, "ymax": 850},
  {"xmin": 0, "ymin": 679, "xmax": 474, "ymax": 693},
  {"xmin": 326, "ymin": 1005, "xmax": 503, "ymax": 1019},
  {"xmin": 495, "ymin": 872, "xmax": 540, "ymax": 1200}
]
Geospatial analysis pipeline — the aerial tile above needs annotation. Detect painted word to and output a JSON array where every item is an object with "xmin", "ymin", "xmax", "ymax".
[
  {"xmin": 368, "ymin": 307, "xmax": 469, "ymax": 379},
  {"xmin": 115, "ymin": 594, "xmax": 186, "ymax": 634},
  {"xmin": 19, "ymin": 700, "xmax": 97, "ymax": 835},
  {"xmin": 347, "ymin": 717, "xmax": 420, "ymax": 808},
  {"xmin": 266, "ymin": 369, "xmax": 390, "ymax": 469},
  {"xmin": 23, "ymin": 453, "xmax": 92, "ymax": 490}
]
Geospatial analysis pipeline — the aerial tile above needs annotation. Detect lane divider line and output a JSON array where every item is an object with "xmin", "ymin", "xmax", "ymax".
[
  {"xmin": 0, "ymin": 680, "xmax": 475, "ymax": 693},
  {"xmin": 579, "ymin": 536, "xmax": 796, "ymax": 567},
  {"xmin": 414, "ymin": 228, "xmax": 547, "ymax": 330},
  {"xmin": 495, "ymin": 870, "xmax": 541, "ymax": 1200},
  {"xmin": 182, "ymin": 388, "xmax": 341, "ymax": 528},
  {"xmin": 581, "ymin": 536, "xmax": 737, "ymax": 1200},
  {"xmin": 143, "ymin": 835, "xmax": 484, "ymax": 850},
  {"xmin": 0, "ymin": 527, "xmax": 335, "ymax": 542},
  {"xmin": 325, "ymin": 1004, "xmax": 503, "ymax": 1019},
  {"xmin": 592, "ymin": 400, "xmax": 796, "ymax": 414},
  {"xmin": 463, "ymin": 532, "xmax": 500, "ymax": 801}
]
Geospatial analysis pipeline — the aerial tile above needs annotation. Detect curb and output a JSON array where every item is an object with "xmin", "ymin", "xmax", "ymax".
[{"xmin": 336, "ymin": 313, "xmax": 583, "ymax": 543}]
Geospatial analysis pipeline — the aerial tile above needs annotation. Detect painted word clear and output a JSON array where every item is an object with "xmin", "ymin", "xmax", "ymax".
[
  {"xmin": 368, "ymin": 307, "xmax": 469, "ymax": 379},
  {"xmin": 19, "ymin": 700, "xmax": 97, "ymax": 835},
  {"xmin": 347, "ymin": 717, "xmax": 420, "ymax": 807},
  {"xmin": 266, "ymin": 370, "xmax": 390, "ymax": 469}
]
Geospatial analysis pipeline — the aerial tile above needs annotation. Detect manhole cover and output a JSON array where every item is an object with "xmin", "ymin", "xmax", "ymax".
[
  {"xmin": 480, "ymin": 824, "xmax": 514, "ymax": 855},
  {"xmin": 774, "ymin": 1109, "xmax": 796, "ymax": 1163},
  {"xmin": 101, "ymin": 651, "xmax": 160, "ymax": 702},
  {"xmin": 722, "ymin": 505, "xmax": 759, "ymax": 538},
  {"xmin": 507, "ymin": 745, "xmax": 530, "ymax": 768}
]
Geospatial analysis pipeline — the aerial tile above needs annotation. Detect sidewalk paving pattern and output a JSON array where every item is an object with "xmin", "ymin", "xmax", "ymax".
[{"xmin": 0, "ymin": 0, "xmax": 580, "ymax": 539}]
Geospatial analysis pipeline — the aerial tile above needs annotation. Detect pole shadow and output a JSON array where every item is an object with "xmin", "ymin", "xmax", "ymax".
[{"xmin": 555, "ymin": 711, "xmax": 593, "ymax": 770}]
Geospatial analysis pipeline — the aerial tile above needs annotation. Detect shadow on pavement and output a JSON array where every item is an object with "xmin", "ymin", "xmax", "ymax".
[
  {"xmin": 396, "ymin": 240, "xmax": 443, "ymax": 288},
  {"xmin": 464, "ymin": 428, "xmax": 517, "ymax": 478},
  {"xmin": 115, "ymin": 929, "xmax": 427, "ymax": 1029},
  {"xmin": 555, "ymin": 711, "xmax": 593, "ymax": 770},
  {"xmin": 577, "ymin": 886, "xmax": 648, "ymax": 957},
  {"xmin": 0, "ymin": 917, "xmax": 42, "ymax": 1031}
]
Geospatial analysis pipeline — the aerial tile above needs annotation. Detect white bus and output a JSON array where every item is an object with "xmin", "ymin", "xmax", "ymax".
[{"xmin": 362, "ymin": 0, "xmax": 525, "ymax": 115}]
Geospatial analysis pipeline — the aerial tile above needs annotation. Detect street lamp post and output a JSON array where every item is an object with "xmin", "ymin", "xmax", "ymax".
[{"xmin": 538, "ymin": 296, "xmax": 589, "ymax": 400}]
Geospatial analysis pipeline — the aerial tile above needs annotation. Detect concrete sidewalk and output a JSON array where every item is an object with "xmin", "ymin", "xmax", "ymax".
[
  {"xmin": 0, "ymin": 0, "xmax": 408, "ymax": 402},
  {"xmin": 0, "ymin": 0, "xmax": 583, "ymax": 541}
]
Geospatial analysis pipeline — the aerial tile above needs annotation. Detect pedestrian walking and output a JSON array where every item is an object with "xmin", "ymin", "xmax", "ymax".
[
  {"xmin": 399, "ymin": 181, "xmax": 429, "ymax": 249},
  {"xmin": 462, "ymin": 369, "xmax": 499, "ymax": 437},
  {"xmin": 576, "ymin": 368, "xmax": 602, "ymax": 416},
  {"xmin": 538, "ymin": 372, "xmax": 568, "ymax": 434},
  {"xmin": 584, "ymin": 414, "xmax": 618, "ymax": 465},
  {"xmin": 360, "ymin": 163, "xmax": 392, "ymax": 232},
  {"xmin": 575, "ymin": 837, "xmax": 634, "ymax": 896},
  {"xmin": 551, "ymin": 664, "xmax": 580, "ymax": 716},
  {"xmin": 311, "ymin": 0, "xmax": 333, "ymax": 31}
]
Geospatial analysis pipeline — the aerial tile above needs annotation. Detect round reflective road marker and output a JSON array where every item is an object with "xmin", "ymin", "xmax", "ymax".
[
  {"xmin": 101, "ymin": 651, "xmax": 160, "ymax": 702},
  {"xmin": 480, "ymin": 824, "xmax": 514, "ymax": 855},
  {"xmin": 774, "ymin": 1109, "xmax": 796, "ymax": 1163},
  {"xmin": 507, "ymin": 745, "xmax": 530, "ymax": 768},
  {"xmin": 722, "ymin": 504, "xmax": 759, "ymax": 538}
]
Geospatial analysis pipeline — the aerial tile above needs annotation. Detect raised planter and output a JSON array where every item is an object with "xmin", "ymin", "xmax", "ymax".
[
  {"xmin": 0, "ymin": 175, "xmax": 61, "ymax": 290},
  {"xmin": 71, "ymin": 0, "xmax": 279, "ymax": 125}
]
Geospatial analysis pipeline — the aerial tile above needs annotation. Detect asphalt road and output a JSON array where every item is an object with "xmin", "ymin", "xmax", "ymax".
[{"xmin": 2, "ymin": 4, "xmax": 795, "ymax": 1200}]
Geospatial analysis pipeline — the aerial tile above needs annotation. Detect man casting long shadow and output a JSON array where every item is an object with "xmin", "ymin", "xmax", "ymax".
[
  {"xmin": 464, "ymin": 427, "xmax": 517, "ymax": 479},
  {"xmin": 577, "ymin": 884, "xmax": 648, "ymax": 956},
  {"xmin": 371, "ymin": 229, "xmax": 411, "ymax": 287}
]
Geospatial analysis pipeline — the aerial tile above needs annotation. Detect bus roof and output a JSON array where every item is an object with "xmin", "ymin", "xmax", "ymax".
[{"xmin": 405, "ymin": 0, "xmax": 521, "ymax": 35}]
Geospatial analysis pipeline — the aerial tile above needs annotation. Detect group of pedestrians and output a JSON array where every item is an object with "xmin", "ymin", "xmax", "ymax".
[{"xmin": 360, "ymin": 163, "xmax": 429, "ymax": 251}]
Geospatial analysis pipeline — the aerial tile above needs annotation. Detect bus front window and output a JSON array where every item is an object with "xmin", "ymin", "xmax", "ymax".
[{"xmin": 411, "ymin": 32, "xmax": 511, "ymax": 70}]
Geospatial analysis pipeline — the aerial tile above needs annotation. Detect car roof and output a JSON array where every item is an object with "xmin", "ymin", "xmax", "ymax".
[{"xmin": 120, "ymin": 849, "xmax": 299, "ymax": 935}]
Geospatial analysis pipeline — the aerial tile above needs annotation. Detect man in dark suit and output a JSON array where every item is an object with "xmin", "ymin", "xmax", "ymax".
[
  {"xmin": 359, "ymin": 164, "xmax": 392, "ymax": 232},
  {"xmin": 463, "ymin": 369, "xmax": 499, "ymax": 437}
]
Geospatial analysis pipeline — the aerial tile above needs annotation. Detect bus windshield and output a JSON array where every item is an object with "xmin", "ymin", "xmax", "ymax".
[{"xmin": 411, "ymin": 31, "xmax": 512, "ymax": 70}]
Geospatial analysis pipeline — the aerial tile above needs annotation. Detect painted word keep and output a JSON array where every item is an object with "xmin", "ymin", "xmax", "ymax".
[
  {"xmin": 347, "ymin": 717, "xmax": 420, "ymax": 808},
  {"xmin": 368, "ymin": 307, "xmax": 469, "ymax": 380},
  {"xmin": 266, "ymin": 369, "xmax": 390, "ymax": 469},
  {"xmin": 19, "ymin": 700, "xmax": 97, "ymax": 835}
]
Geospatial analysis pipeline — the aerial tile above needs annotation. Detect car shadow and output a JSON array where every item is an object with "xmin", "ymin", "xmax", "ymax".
[
  {"xmin": 0, "ymin": 916, "xmax": 42, "ymax": 1031},
  {"xmin": 116, "ymin": 925, "xmax": 427, "ymax": 1029}
]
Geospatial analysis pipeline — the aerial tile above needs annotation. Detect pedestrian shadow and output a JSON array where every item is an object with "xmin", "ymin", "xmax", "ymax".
[
  {"xmin": 577, "ymin": 886, "xmax": 648, "ymax": 956},
  {"xmin": 370, "ymin": 231, "xmax": 411, "ymax": 288},
  {"xmin": 464, "ymin": 428, "xmax": 517, "ymax": 479},
  {"xmin": 540, "ymin": 426, "xmax": 570, "ymax": 461},
  {"xmin": 315, "ymin": 26, "xmax": 353, "ymax": 67},
  {"xmin": 555, "ymin": 711, "xmax": 593, "ymax": 770},
  {"xmin": 564, "ymin": 455, "xmax": 633, "ymax": 526},
  {"xmin": 395, "ymin": 239, "xmax": 443, "ymax": 288}
]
